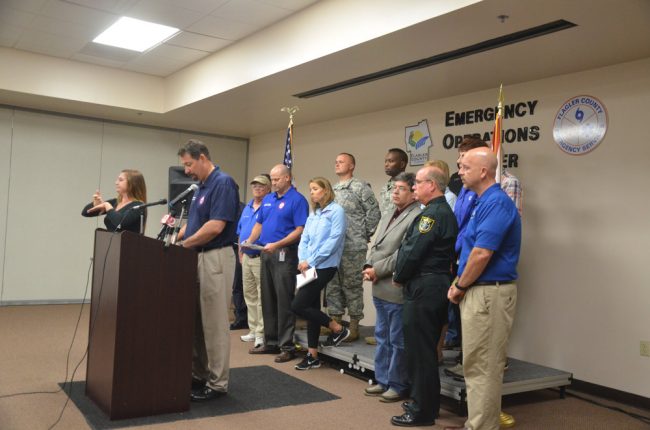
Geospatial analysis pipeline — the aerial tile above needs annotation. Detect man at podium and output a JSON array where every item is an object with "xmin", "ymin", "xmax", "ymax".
[{"xmin": 176, "ymin": 139, "xmax": 240, "ymax": 402}]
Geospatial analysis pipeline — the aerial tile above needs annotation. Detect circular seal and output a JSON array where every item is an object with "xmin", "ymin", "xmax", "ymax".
[{"xmin": 553, "ymin": 95, "xmax": 608, "ymax": 155}]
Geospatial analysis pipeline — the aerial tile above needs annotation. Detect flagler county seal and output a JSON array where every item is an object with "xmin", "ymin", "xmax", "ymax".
[{"xmin": 553, "ymin": 95, "xmax": 608, "ymax": 155}]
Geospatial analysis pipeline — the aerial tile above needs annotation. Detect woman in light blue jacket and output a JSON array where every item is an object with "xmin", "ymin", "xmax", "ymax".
[{"xmin": 291, "ymin": 177, "xmax": 348, "ymax": 370}]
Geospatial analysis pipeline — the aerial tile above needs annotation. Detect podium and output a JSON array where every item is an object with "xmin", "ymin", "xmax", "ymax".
[{"xmin": 86, "ymin": 229, "xmax": 198, "ymax": 420}]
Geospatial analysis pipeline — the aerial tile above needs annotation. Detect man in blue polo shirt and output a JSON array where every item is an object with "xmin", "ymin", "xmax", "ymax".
[
  {"xmin": 177, "ymin": 139, "xmax": 240, "ymax": 402},
  {"xmin": 237, "ymin": 174, "xmax": 271, "ymax": 348},
  {"xmin": 245, "ymin": 164, "xmax": 309, "ymax": 363},
  {"xmin": 446, "ymin": 148, "xmax": 521, "ymax": 430}
]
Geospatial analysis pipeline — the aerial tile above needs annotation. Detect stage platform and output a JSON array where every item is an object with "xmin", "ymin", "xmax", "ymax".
[{"xmin": 295, "ymin": 325, "xmax": 572, "ymax": 414}]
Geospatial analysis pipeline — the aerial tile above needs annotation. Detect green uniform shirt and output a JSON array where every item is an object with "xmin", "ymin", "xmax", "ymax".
[{"xmin": 394, "ymin": 196, "xmax": 458, "ymax": 285}]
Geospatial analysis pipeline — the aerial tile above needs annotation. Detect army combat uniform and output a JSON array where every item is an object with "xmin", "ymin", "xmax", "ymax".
[
  {"xmin": 327, "ymin": 178, "xmax": 380, "ymax": 338},
  {"xmin": 393, "ymin": 196, "xmax": 457, "ymax": 423},
  {"xmin": 379, "ymin": 178, "xmax": 396, "ymax": 218}
]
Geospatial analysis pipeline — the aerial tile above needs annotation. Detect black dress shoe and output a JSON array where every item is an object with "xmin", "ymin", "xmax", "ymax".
[
  {"xmin": 191, "ymin": 377, "xmax": 206, "ymax": 390},
  {"xmin": 190, "ymin": 386, "xmax": 226, "ymax": 402},
  {"xmin": 390, "ymin": 412, "xmax": 434, "ymax": 427},
  {"xmin": 401, "ymin": 401, "xmax": 414, "ymax": 412},
  {"xmin": 230, "ymin": 320, "xmax": 249, "ymax": 330}
]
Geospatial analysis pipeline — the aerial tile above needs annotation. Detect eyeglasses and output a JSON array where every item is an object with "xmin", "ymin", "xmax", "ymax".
[
  {"xmin": 392, "ymin": 186, "xmax": 411, "ymax": 193},
  {"xmin": 414, "ymin": 179, "xmax": 433, "ymax": 185}
]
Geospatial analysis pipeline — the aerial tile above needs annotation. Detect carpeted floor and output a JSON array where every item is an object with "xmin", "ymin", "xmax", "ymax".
[{"xmin": 62, "ymin": 365, "xmax": 338, "ymax": 429}]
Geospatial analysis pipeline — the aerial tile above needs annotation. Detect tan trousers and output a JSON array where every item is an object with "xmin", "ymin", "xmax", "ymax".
[
  {"xmin": 460, "ymin": 283, "xmax": 517, "ymax": 430},
  {"xmin": 242, "ymin": 254, "xmax": 264, "ymax": 338},
  {"xmin": 193, "ymin": 246, "xmax": 235, "ymax": 392}
]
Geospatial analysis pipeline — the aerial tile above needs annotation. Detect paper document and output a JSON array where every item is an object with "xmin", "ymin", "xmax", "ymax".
[
  {"xmin": 240, "ymin": 242, "xmax": 265, "ymax": 251},
  {"xmin": 296, "ymin": 267, "xmax": 318, "ymax": 289}
]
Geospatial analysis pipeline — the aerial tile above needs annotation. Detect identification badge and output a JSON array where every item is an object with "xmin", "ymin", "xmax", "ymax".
[{"xmin": 279, "ymin": 249, "xmax": 286, "ymax": 262}]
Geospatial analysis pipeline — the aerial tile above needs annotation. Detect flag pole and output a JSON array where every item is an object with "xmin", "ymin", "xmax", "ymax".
[
  {"xmin": 280, "ymin": 106, "xmax": 299, "ymax": 171},
  {"xmin": 492, "ymin": 84, "xmax": 504, "ymax": 183}
]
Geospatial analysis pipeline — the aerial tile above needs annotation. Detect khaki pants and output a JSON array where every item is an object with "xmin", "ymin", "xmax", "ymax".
[
  {"xmin": 460, "ymin": 283, "xmax": 517, "ymax": 430},
  {"xmin": 193, "ymin": 246, "xmax": 235, "ymax": 392},
  {"xmin": 242, "ymin": 254, "xmax": 264, "ymax": 337}
]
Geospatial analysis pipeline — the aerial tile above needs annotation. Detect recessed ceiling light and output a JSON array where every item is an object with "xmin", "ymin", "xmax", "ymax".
[{"xmin": 93, "ymin": 17, "xmax": 179, "ymax": 52}]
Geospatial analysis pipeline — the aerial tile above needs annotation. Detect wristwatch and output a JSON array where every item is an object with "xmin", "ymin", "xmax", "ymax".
[{"xmin": 455, "ymin": 282, "xmax": 469, "ymax": 292}]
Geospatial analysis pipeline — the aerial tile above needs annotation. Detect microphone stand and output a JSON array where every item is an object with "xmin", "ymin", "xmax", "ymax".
[{"xmin": 170, "ymin": 199, "xmax": 187, "ymax": 245}]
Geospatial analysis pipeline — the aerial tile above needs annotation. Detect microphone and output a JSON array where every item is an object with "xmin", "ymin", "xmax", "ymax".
[
  {"xmin": 168, "ymin": 184, "xmax": 199, "ymax": 208},
  {"xmin": 132, "ymin": 198, "xmax": 167, "ymax": 210},
  {"xmin": 160, "ymin": 214, "xmax": 176, "ymax": 226}
]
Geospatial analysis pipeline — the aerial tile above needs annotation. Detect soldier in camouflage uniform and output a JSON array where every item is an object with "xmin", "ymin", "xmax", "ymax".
[
  {"xmin": 380, "ymin": 148, "xmax": 409, "ymax": 217},
  {"xmin": 328, "ymin": 153, "xmax": 381, "ymax": 341}
]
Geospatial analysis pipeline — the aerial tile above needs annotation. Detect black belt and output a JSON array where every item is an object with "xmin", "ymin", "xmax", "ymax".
[
  {"xmin": 244, "ymin": 254, "xmax": 260, "ymax": 259},
  {"xmin": 197, "ymin": 244, "xmax": 229, "ymax": 253},
  {"xmin": 472, "ymin": 281, "xmax": 515, "ymax": 286}
]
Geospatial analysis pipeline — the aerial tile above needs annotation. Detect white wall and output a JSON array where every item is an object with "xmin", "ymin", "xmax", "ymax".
[
  {"xmin": 248, "ymin": 57, "xmax": 650, "ymax": 398},
  {"xmin": 0, "ymin": 108, "xmax": 247, "ymax": 303}
]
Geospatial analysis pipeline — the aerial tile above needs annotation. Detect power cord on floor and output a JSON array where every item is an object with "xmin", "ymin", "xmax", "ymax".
[
  {"xmin": 0, "ymin": 257, "xmax": 93, "ymax": 401},
  {"xmin": 555, "ymin": 388, "xmax": 650, "ymax": 426}
]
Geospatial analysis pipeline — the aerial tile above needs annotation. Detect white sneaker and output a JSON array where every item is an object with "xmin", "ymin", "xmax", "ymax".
[
  {"xmin": 254, "ymin": 336, "xmax": 264, "ymax": 347},
  {"xmin": 240, "ymin": 333, "xmax": 256, "ymax": 342}
]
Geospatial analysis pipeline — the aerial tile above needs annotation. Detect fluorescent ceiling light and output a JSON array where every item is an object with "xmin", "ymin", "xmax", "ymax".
[{"xmin": 93, "ymin": 17, "xmax": 179, "ymax": 52}]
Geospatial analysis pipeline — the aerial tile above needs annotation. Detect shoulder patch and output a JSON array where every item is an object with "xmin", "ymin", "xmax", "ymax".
[{"xmin": 418, "ymin": 216, "xmax": 435, "ymax": 233}]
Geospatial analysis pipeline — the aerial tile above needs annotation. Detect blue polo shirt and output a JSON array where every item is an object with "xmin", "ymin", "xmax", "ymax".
[
  {"xmin": 454, "ymin": 186, "xmax": 478, "ymax": 254},
  {"xmin": 185, "ymin": 166, "xmax": 239, "ymax": 250},
  {"xmin": 237, "ymin": 199, "xmax": 263, "ymax": 256},
  {"xmin": 257, "ymin": 186, "xmax": 308, "ymax": 245},
  {"xmin": 458, "ymin": 183, "xmax": 521, "ymax": 282}
]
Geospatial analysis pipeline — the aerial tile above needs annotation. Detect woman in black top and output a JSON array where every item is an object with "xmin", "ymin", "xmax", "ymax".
[{"xmin": 82, "ymin": 169, "xmax": 147, "ymax": 233}]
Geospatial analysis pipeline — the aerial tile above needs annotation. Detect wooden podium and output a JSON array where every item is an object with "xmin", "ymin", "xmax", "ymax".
[{"xmin": 86, "ymin": 229, "xmax": 198, "ymax": 420}]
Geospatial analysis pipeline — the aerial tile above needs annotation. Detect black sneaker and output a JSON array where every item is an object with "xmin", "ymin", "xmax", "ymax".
[
  {"xmin": 321, "ymin": 327, "xmax": 350, "ymax": 347},
  {"xmin": 295, "ymin": 353, "xmax": 321, "ymax": 370}
]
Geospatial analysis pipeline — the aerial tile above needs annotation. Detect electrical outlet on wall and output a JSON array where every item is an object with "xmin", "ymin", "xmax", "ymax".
[{"xmin": 641, "ymin": 341, "xmax": 650, "ymax": 357}]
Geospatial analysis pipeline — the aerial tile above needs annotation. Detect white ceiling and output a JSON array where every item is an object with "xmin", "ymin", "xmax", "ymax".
[
  {"xmin": 1, "ymin": 0, "xmax": 649, "ymax": 138},
  {"xmin": 0, "ymin": 0, "xmax": 318, "ymax": 76}
]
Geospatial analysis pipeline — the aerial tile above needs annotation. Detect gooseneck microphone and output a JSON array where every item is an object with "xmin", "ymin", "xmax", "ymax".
[
  {"xmin": 132, "ymin": 198, "xmax": 168, "ymax": 210},
  {"xmin": 168, "ymin": 184, "xmax": 199, "ymax": 208}
]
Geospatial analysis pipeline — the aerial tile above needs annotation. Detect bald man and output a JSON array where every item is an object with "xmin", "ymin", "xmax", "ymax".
[
  {"xmin": 445, "ymin": 149, "xmax": 521, "ymax": 430},
  {"xmin": 245, "ymin": 164, "xmax": 309, "ymax": 363}
]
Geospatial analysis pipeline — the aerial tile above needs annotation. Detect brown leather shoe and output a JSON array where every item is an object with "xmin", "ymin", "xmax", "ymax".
[
  {"xmin": 274, "ymin": 350, "xmax": 296, "ymax": 363},
  {"xmin": 249, "ymin": 344, "xmax": 280, "ymax": 354}
]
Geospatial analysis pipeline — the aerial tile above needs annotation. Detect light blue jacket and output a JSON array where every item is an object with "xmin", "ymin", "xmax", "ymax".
[{"xmin": 298, "ymin": 202, "xmax": 346, "ymax": 269}]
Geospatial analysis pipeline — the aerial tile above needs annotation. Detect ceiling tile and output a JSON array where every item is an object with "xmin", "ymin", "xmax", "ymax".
[
  {"xmin": 0, "ymin": 25, "xmax": 24, "ymax": 48},
  {"xmin": 148, "ymin": 43, "xmax": 209, "ymax": 62},
  {"xmin": 124, "ymin": 54, "xmax": 186, "ymax": 76},
  {"xmin": 59, "ymin": 0, "xmax": 139, "ymax": 15},
  {"xmin": 124, "ymin": 0, "xmax": 205, "ymax": 28},
  {"xmin": 187, "ymin": 14, "xmax": 257, "ymax": 40},
  {"xmin": 158, "ymin": 0, "xmax": 230, "ymax": 14},
  {"xmin": 213, "ymin": 0, "xmax": 293, "ymax": 27},
  {"xmin": 15, "ymin": 30, "xmax": 87, "ymax": 58},
  {"xmin": 79, "ymin": 42, "xmax": 140, "ymax": 62},
  {"xmin": 39, "ymin": 0, "xmax": 118, "ymax": 28},
  {"xmin": 0, "ymin": 7, "xmax": 38, "ymax": 29},
  {"xmin": 0, "ymin": 0, "xmax": 48, "ymax": 13},
  {"xmin": 71, "ymin": 52, "xmax": 127, "ymax": 68},
  {"xmin": 29, "ymin": 15, "xmax": 99, "ymax": 40},
  {"xmin": 256, "ymin": 0, "xmax": 318, "ymax": 11},
  {"xmin": 166, "ymin": 31, "xmax": 231, "ymax": 52}
]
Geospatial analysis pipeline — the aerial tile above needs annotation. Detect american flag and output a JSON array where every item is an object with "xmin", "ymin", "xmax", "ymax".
[
  {"xmin": 283, "ymin": 118, "xmax": 293, "ymax": 169},
  {"xmin": 492, "ymin": 84, "xmax": 504, "ymax": 183}
]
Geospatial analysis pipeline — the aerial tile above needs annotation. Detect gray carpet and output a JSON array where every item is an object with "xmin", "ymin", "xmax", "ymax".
[{"xmin": 62, "ymin": 365, "xmax": 339, "ymax": 429}]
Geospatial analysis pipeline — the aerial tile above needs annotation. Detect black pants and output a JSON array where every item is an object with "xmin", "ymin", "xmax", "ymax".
[
  {"xmin": 403, "ymin": 274, "xmax": 450, "ymax": 421},
  {"xmin": 260, "ymin": 248, "xmax": 298, "ymax": 352},
  {"xmin": 291, "ymin": 267, "xmax": 337, "ymax": 348},
  {"xmin": 231, "ymin": 246, "xmax": 247, "ymax": 323}
]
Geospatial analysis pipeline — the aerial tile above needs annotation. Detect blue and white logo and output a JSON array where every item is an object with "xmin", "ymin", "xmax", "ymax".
[
  {"xmin": 405, "ymin": 119, "xmax": 432, "ymax": 166},
  {"xmin": 553, "ymin": 95, "xmax": 608, "ymax": 155}
]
